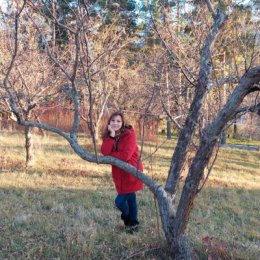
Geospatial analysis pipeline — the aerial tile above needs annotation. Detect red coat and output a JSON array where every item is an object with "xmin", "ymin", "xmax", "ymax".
[{"xmin": 101, "ymin": 127, "xmax": 144, "ymax": 194}]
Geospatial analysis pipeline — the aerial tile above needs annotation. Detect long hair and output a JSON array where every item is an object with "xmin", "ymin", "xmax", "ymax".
[{"xmin": 102, "ymin": 111, "xmax": 131, "ymax": 138}]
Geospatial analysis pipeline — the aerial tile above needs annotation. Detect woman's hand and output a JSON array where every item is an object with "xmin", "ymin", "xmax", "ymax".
[{"xmin": 108, "ymin": 124, "xmax": 115, "ymax": 137}]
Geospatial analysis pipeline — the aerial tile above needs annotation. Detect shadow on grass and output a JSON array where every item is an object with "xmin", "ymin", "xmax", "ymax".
[
  {"xmin": 0, "ymin": 182, "xmax": 259, "ymax": 260},
  {"xmin": 219, "ymin": 158, "xmax": 260, "ymax": 170},
  {"xmin": 189, "ymin": 184, "xmax": 260, "ymax": 260},
  {"xmin": 1, "ymin": 143, "xmax": 26, "ymax": 149},
  {"xmin": 31, "ymin": 167, "xmax": 111, "ymax": 180},
  {"xmin": 1, "ymin": 142, "xmax": 92, "ymax": 155},
  {"xmin": 0, "ymin": 186, "xmax": 111, "ymax": 259},
  {"xmin": 0, "ymin": 186, "xmax": 165, "ymax": 259},
  {"xmin": 0, "ymin": 163, "xmax": 111, "ymax": 181}
]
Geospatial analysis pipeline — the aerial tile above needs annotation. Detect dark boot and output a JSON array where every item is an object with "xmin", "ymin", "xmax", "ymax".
[
  {"xmin": 125, "ymin": 220, "xmax": 139, "ymax": 234},
  {"xmin": 121, "ymin": 214, "xmax": 130, "ymax": 226}
]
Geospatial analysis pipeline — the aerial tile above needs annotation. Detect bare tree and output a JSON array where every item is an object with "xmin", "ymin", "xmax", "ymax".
[
  {"xmin": 0, "ymin": 1, "xmax": 60, "ymax": 165},
  {"xmin": 1, "ymin": 1, "xmax": 259, "ymax": 259}
]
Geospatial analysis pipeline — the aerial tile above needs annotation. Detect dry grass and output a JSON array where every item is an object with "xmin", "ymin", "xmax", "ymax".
[{"xmin": 0, "ymin": 131, "xmax": 259, "ymax": 259}]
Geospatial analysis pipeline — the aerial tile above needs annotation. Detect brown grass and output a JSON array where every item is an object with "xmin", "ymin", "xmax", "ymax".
[{"xmin": 0, "ymin": 131, "xmax": 259, "ymax": 259}]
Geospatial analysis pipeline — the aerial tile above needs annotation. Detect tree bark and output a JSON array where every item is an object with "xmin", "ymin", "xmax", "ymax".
[
  {"xmin": 25, "ymin": 112, "xmax": 33, "ymax": 166},
  {"xmin": 233, "ymin": 118, "xmax": 238, "ymax": 138},
  {"xmin": 156, "ymin": 188, "xmax": 192, "ymax": 260},
  {"xmin": 220, "ymin": 127, "xmax": 227, "ymax": 144},
  {"xmin": 166, "ymin": 67, "xmax": 172, "ymax": 140},
  {"xmin": 165, "ymin": 10, "xmax": 227, "ymax": 194},
  {"xmin": 166, "ymin": 116, "xmax": 172, "ymax": 139},
  {"xmin": 173, "ymin": 66, "xmax": 260, "ymax": 237}
]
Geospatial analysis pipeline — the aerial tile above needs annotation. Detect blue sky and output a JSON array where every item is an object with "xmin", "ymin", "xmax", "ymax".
[{"xmin": 0, "ymin": 0, "xmax": 7, "ymax": 11}]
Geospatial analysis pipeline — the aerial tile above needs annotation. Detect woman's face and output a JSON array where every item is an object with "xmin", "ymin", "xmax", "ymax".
[{"xmin": 109, "ymin": 115, "xmax": 123, "ymax": 132}]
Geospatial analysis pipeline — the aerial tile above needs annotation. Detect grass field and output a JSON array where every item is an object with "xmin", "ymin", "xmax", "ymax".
[{"xmin": 0, "ymin": 131, "xmax": 259, "ymax": 260}]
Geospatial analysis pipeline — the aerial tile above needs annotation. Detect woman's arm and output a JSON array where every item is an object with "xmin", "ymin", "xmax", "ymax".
[
  {"xmin": 101, "ymin": 137, "xmax": 115, "ymax": 155},
  {"xmin": 111, "ymin": 131, "xmax": 136, "ymax": 162}
]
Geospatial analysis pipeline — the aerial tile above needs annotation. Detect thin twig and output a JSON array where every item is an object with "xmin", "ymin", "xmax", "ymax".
[{"xmin": 119, "ymin": 246, "xmax": 162, "ymax": 260}]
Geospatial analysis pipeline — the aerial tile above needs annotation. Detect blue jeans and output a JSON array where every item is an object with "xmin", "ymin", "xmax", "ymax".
[{"xmin": 115, "ymin": 193, "xmax": 138, "ymax": 221}]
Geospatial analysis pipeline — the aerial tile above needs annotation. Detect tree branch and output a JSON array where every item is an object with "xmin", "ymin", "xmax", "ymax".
[
  {"xmin": 174, "ymin": 66, "xmax": 260, "ymax": 235},
  {"xmin": 165, "ymin": 8, "xmax": 227, "ymax": 194},
  {"xmin": 27, "ymin": 0, "xmax": 76, "ymax": 34},
  {"xmin": 235, "ymin": 102, "xmax": 260, "ymax": 115},
  {"xmin": 3, "ymin": 1, "xmax": 26, "ymax": 88},
  {"xmin": 205, "ymin": 0, "xmax": 216, "ymax": 19},
  {"xmin": 18, "ymin": 118, "xmax": 161, "ymax": 195},
  {"xmin": 161, "ymin": 103, "xmax": 182, "ymax": 130},
  {"xmin": 207, "ymin": 76, "xmax": 238, "ymax": 90}
]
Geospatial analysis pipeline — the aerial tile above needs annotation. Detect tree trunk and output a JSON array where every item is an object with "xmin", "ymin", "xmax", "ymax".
[
  {"xmin": 177, "ymin": 0, "xmax": 183, "ymax": 126},
  {"xmin": 233, "ymin": 115, "xmax": 238, "ymax": 138},
  {"xmin": 165, "ymin": 66, "xmax": 172, "ymax": 140},
  {"xmin": 169, "ymin": 235, "xmax": 192, "ymax": 260},
  {"xmin": 220, "ymin": 52, "xmax": 227, "ymax": 145},
  {"xmin": 156, "ymin": 188, "xmax": 192, "ymax": 260},
  {"xmin": 52, "ymin": 0, "xmax": 56, "ymax": 47},
  {"xmin": 25, "ymin": 125, "xmax": 33, "ymax": 166},
  {"xmin": 94, "ymin": 123, "xmax": 100, "ymax": 143},
  {"xmin": 233, "ymin": 122, "xmax": 237, "ymax": 138},
  {"xmin": 220, "ymin": 127, "xmax": 227, "ymax": 144},
  {"xmin": 166, "ymin": 116, "xmax": 172, "ymax": 140},
  {"xmin": 24, "ymin": 111, "xmax": 33, "ymax": 166}
]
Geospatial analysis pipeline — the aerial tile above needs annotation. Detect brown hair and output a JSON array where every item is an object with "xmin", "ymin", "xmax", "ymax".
[{"xmin": 102, "ymin": 111, "xmax": 131, "ymax": 138}]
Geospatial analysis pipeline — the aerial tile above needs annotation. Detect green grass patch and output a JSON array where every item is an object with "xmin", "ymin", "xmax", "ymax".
[{"xmin": 0, "ymin": 131, "xmax": 259, "ymax": 259}]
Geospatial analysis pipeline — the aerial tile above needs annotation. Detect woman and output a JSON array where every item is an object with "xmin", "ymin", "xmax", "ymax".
[{"xmin": 101, "ymin": 111, "xmax": 143, "ymax": 233}]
